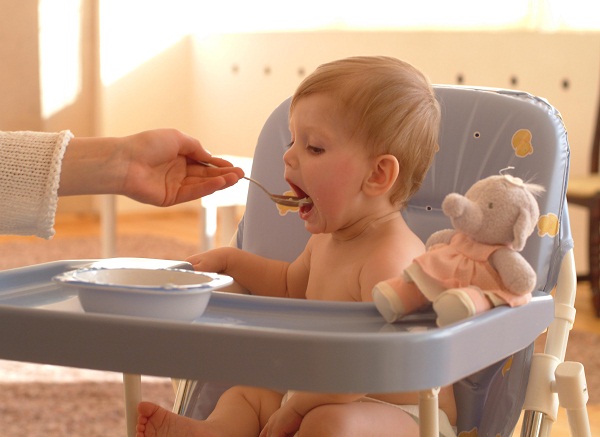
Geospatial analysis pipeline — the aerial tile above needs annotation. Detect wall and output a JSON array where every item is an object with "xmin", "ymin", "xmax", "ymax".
[
  {"xmin": 1, "ymin": 8, "xmax": 599, "ymax": 271},
  {"xmin": 191, "ymin": 31, "xmax": 599, "ymax": 174},
  {"xmin": 188, "ymin": 31, "xmax": 600, "ymax": 273},
  {"xmin": 100, "ymin": 37, "xmax": 196, "ymax": 137},
  {"xmin": 0, "ymin": 0, "xmax": 99, "ymax": 213},
  {"xmin": 0, "ymin": 0, "xmax": 42, "ymax": 131}
]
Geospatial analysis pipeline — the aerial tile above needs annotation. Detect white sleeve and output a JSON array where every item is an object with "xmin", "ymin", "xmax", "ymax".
[{"xmin": 0, "ymin": 130, "xmax": 73, "ymax": 239}]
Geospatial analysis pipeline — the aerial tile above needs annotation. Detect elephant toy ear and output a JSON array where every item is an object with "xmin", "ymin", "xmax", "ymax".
[{"xmin": 511, "ymin": 182, "xmax": 543, "ymax": 251}]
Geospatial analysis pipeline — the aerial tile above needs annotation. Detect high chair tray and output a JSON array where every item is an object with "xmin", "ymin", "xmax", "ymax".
[{"xmin": 0, "ymin": 259, "xmax": 554, "ymax": 393}]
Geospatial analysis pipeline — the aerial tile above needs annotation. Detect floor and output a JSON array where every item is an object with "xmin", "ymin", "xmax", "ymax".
[
  {"xmin": 513, "ymin": 281, "xmax": 600, "ymax": 436},
  {"xmin": 3, "ymin": 210, "xmax": 599, "ymax": 436}
]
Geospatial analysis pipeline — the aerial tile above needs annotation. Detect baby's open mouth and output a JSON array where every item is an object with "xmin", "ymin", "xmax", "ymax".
[{"xmin": 288, "ymin": 183, "xmax": 313, "ymax": 211}]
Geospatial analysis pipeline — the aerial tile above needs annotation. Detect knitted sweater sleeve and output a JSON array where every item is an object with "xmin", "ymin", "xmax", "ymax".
[{"xmin": 0, "ymin": 130, "xmax": 73, "ymax": 239}]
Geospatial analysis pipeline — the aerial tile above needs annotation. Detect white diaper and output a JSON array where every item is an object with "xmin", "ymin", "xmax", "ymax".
[{"xmin": 392, "ymin": 403, "xmax": 457, "ymax": 437}]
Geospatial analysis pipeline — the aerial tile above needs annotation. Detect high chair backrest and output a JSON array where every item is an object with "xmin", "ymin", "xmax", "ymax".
[
  {"xmin": 236, "ymin": 85, "xmax": 573, "ymax": 435},
  {"xmin": 238, "ymin": 86, "xmax": 572, "ymax": 288},
  {"xmin": 405, "ymin": 86, "xmax": 572, "ymax": 293}
]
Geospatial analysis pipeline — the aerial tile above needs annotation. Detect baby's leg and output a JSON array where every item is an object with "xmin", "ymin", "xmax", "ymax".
[
  {"xmin": 136, "ymin": 386, "xmax": 283, "ymax": 437},
  {"xmin": 297, "ymin": 401, "xmax": 419, "ymax": 437},
  {"xmin": 136, "ymin": 403, "xmax": 210, "ymax": 437}
]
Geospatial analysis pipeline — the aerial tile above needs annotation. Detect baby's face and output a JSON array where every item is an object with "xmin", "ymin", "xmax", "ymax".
[{"xmin": 284, "ymin": 94, "xmax": 373, "ymax": 235}]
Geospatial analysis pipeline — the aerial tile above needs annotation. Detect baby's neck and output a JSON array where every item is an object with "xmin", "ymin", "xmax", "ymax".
[{"xmin": 332, "ymin": 209, "xmax": 402, "ymax": 242}]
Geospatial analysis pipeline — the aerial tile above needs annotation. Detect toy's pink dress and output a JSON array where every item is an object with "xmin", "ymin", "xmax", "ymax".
[{"xmin": 412, "ymin": 232, "xmax": 531, "ymax": 307}]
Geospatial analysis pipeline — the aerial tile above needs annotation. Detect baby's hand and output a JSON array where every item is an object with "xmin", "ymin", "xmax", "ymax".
[
  {"xmin": 259, "ymin": 404, "xmax": 303, "ymax": 437},
  {"xmin": 185, "ymin": 247, "xmax": 233, "ymax": 273}
]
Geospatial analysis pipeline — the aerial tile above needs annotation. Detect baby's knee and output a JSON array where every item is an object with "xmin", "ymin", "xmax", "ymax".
[{"xmin": 297, "ymin": 405, "xmax": 354, "ymax": 437}]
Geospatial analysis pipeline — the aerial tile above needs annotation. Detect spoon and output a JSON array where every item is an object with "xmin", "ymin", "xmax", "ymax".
[{"xmin": 200, "ymin": 161, "xmax": 312, "ymax": 207}]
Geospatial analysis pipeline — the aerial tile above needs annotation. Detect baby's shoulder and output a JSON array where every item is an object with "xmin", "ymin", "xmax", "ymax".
[{"xmin": 370, "ymin": 223, "xmax": 425, "ymax": 264}]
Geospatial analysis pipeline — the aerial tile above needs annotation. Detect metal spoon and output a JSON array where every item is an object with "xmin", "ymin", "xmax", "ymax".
[{"xmin": 200, "ymin": 161, "xmax": 312, "ymax": 207}]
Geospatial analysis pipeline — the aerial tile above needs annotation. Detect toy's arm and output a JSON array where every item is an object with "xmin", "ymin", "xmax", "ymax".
[
  {"xmin": 490, "ymin": 249, "xmax": 536, "ymax": 295},
  {"xmin": 425, "ymin": 229, "xmax": 455, "ymax": 249}
]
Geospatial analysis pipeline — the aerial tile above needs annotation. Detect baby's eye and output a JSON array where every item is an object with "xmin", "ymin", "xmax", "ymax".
[
  {"xmin": 307, "ymin": 145, "xmax": 324, "ymax": 155},
  {"xmin": 285, "ymin": 140, "xmax": 294, "ymax": 149}
]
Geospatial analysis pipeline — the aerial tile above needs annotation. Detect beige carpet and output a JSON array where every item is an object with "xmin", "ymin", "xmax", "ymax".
[
  {"xmin": 0, "ymin": 379, "xmax": 174, "ymax": 436},
  {"xmin": 0, "ymin": 234, "xmax": 198, "ymax": 436},
  {"xmin": 0, "ymin": 234, "xmax": 597, "ymax": 435},
  {"xmin": 0, "ymin": 234, "xmax": 199, "ymax": 270}
]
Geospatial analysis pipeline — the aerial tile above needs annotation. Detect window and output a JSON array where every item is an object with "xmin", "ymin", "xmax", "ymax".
[
  {"xmin": 190, "ymin": 0, "xmax": 600, "ymax": 33},
  {"xmin": 38, "ymin": 0, "xmax": 82, "ymax": 119}
]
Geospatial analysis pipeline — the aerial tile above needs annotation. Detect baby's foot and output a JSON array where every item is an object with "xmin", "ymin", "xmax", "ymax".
[{"xmin": 137, "ymin": 402, "xmax": 217, "ymax": 437}]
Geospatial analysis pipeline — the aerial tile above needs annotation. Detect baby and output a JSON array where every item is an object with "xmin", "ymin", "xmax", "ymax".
[{"xmin": 137, "ymin": 56, "xmax": 456, "ymax": 437}]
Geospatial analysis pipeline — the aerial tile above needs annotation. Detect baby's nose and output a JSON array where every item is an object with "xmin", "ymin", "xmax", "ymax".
[{"xmin": 283, "ymin": 145, "xmax": 296, "ymax": 167}]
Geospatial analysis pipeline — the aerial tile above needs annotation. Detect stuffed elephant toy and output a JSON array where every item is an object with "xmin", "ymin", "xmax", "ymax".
[{"xmin": 372, "ymin": 174, "xmax": 543, "ymax": 326}]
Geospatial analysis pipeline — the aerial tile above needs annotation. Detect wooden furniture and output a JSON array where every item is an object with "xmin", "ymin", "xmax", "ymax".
[{"xmin": 566, "ymin": 86, "xmax": 600, "ymax": 316}]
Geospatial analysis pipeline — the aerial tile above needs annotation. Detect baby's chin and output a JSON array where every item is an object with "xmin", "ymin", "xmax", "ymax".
[{"xmin": 302, "ymin": 215, "xmax": 325, "ymax": 234}]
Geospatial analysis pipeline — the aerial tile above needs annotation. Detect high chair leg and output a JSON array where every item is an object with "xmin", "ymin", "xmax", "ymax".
[
  {"xmin": 520, "ymin": 360, "xmax": 591, "ymax": 437},
  {"xmin": 173, "ymin": 379, "xmax": 199, "ymax": 415},
  {"xmin": 123, "ymin": 373, "xmax": 142, "ymax": 437},
  {"xmin": 521, "ymin": 410, "xmax": 549, "ymax": 437},
  {"xmin": 555, "ymin": 361, "xmax": 591, "ymax": 437},
  {"xmin": 419, "ymin": 387, "xmax": 440, "ymax": 437},
  {"xmin": 520, "ymin": 250, "xmax": 591, "ymax": 436}
]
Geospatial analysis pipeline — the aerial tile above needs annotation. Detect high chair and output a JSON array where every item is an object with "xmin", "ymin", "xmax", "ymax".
[{"xmin": 174, "ymin": 85, "xmax": 590, "ymax": 436}]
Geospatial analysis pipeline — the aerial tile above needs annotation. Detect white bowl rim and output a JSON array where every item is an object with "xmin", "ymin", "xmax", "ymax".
[{"xmin": 52, "ymin": 267, "xmax": 233, "ymax": 295}]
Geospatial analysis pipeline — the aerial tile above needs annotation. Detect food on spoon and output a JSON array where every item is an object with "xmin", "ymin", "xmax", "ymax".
[{"xmin": 276, "ymin": 191, "xmax": 308, "ymax": 216}]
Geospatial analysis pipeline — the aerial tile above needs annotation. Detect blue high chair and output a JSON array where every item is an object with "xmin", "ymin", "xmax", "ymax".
[{"xmin": 174, "ymin": 85, "xmax": 590, "ymax": 436}]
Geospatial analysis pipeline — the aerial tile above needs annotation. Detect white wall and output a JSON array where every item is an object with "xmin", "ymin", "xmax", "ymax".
[
  {"xmin": 99, "ymin": 31, "xmax": 600, "ymax": 273},
  {"xmin": 2, "ymin": 8, "xmax": 597, "ymax": 272},
  {"xmin": 0, "ymin": 0, "xmax": 42, "ymax": 130},
  {"xmin": 191, "ymin": 31, "xmax": 599, "ymax": 174},
  {"xmin": 186, "ymin": 32, "xmax": 599, "ymax": 274}
]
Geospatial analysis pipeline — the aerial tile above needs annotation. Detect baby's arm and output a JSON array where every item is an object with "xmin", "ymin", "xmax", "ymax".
[
  {"xmin": 360, "ymin": 232, "xmax": 426, "ymax": 302},
  {"xmin": 186, "ymin": 247, "xmax": 309, "ymax": 299}
]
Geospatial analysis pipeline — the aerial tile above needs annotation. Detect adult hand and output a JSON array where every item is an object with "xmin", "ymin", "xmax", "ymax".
[
  {"xmin": 59, "ymin": 129, "xmax": 245, "ymax": 206},
  {"xmin": 119, "ymin": 129, "xmax": 244, "ymax": 206}
]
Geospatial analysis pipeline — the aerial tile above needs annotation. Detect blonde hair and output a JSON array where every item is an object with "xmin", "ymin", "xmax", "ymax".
[{"xmin": 291, "ymin": 56, "xmax": 440, "ymax": 207}]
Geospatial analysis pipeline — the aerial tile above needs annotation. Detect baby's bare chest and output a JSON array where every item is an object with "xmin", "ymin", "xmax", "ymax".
[{"xmin": 305, "ymin": 244, "xmax": 367, "ymax": 302}]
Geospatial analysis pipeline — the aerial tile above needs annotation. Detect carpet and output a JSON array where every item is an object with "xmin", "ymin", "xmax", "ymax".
[
  {"xmin": 0, "ymin": 379, "xmax": 174, "ymax": 436},
  {"xmin": 0, "ymin": 234, "xmax": 198, "ymax": 436},
  {"xmin": 0, "ymin": 234, "xmax": 597, "ymax": 436},
  {"xmin": 0, "ymin": 233, "xmax": 200, "ymax": 270}
]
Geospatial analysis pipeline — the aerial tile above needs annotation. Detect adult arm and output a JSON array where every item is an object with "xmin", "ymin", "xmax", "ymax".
[
  {"xmin": 58, "ymin": 129, "xmax": 243, "ymax": 205},
  {"xmin": 0, "ymin": 130, "xmax": 72, "ymax": 238},
  {"xmin": 0, "ymin": 129, "xmax": 243, "ymax": 239}
]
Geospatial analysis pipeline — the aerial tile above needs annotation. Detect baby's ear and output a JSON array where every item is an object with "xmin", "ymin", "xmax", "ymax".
[{"xmin": 363, "ymin": 154, "xmax": 399, "ymax": 197}]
